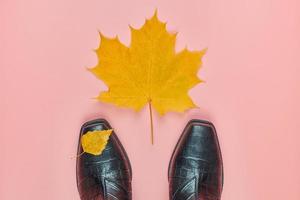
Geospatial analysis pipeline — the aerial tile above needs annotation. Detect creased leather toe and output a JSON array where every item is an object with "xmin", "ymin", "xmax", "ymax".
[
  {"xmin": 168, "ymin": 120, "xmax": 223, "ymax": 200},
  {"xmin": 76, "ymin": 119, "xmax": 132, "ymax": 200}
]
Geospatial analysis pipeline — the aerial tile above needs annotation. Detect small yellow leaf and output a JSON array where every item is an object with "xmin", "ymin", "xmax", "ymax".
[{"xmin": 81, "ymin": 129, "xmax": 112, "ymax": 155}]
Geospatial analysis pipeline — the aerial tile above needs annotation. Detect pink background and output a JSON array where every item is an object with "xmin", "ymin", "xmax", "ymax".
[{"xmin": 1, "ymin": 0, "xmax": 300, "ymax": 199}]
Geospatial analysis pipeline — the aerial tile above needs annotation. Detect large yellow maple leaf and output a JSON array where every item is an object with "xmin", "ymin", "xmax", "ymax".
[{"xmin": 90, "ymin": 11, "xmax": 206, "ymax": 143}]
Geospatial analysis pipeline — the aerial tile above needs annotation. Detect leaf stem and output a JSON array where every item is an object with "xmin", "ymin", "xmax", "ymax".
[
  {"xmin": 148, "ymin": 100, "xmax": 154, "ymax": 145},
  {"xmin": 70, "ymin": 151, "xmax": 84, "ymax": 159}
]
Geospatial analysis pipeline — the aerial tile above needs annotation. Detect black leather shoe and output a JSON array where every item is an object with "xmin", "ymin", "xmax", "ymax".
[
  {"xmin": 168, "ymin": 120, "xmax": 223, "ymax": 200},
  {"xmin": 76, "ymin": 119, "xmax": 132, "ymax": 200}
]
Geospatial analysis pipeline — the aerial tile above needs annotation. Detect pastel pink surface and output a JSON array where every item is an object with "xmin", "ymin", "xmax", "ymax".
[{"xmin": 1, "ymin": 0, "xmax": 300, "ymax": 199}]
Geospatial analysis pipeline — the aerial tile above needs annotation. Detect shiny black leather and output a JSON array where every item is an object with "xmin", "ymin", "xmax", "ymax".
[
  {"xmin": 76, "ymin": 119, "xmax": 132, "ymax": 200},
  {"xmin": 168, "ymin": 120, "xmax": 223, "ymax": 200}
]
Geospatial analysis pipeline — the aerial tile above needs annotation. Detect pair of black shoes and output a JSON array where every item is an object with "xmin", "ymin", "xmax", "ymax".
[{"xmin": 76, "ymin": 119, "xmax": 223, "ymax": 200}]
